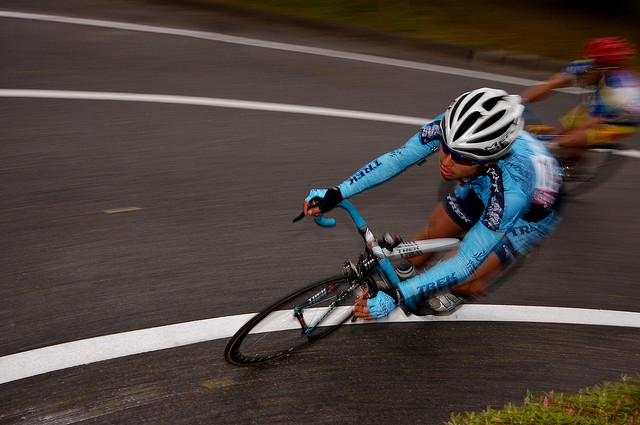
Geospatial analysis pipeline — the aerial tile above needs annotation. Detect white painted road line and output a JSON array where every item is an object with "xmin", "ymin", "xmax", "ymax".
[
  {"xmin": 0, "ymin": 89, "xmax": 428, "ymax": 125},
  {"xmin": 2, "ymin": 89, "xmax": 638, "ymax": 158},
  {"xmin": 1, "ymin": 305, "xmax": 639, "ymax": 385},
  {"xmin": 0, "ymin": 314, "xmax": 252, "ymax": 385},
  {"xmin": 613, "ymin": 149, "xmax": 640, "ymax": 159}
]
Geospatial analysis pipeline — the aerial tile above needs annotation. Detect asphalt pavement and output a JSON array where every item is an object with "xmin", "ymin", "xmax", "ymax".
[{"xmin": 1, "ymin": 1, "xmax": 639, "ymax": 424}]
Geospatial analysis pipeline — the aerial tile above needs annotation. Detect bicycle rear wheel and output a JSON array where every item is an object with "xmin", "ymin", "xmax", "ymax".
[
  {"xmin": 560, "ymin": 148, "xmax": 625, "ymax": 196},
  {"xmin": 224, "ymin": 273, "xmax": 362, "ymax": 365}
]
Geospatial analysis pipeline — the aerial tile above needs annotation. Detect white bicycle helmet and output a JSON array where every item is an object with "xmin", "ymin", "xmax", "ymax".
[{"xmin": 441, "ymin": 88, "xmax": 524, "ymax": 162}]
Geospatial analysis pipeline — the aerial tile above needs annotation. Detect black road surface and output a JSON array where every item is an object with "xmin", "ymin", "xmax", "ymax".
[{"xmin": 1, "ymin": 1, "xmax": 639, "ymax": 424}]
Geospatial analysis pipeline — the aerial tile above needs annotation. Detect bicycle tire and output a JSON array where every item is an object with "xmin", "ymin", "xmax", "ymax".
[
  {"xmin": 224, "ymin": 273, "xmax": 362, "ymax": 365},
  {"xmin": 559, "ymin": 149, "xmax": 625, "ymax": 197},
  {"xmin": 524, "ymin": 118, "xmax": 626, "ymax": 197}
]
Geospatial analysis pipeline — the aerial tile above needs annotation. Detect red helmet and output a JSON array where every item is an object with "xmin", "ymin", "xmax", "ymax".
[{"xmin": 581, "ymin": 37, "xmax": 637, "ymax": 67}]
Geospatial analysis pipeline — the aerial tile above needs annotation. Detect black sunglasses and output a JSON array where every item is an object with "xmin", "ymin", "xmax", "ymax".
[{"xmin": 440, "ymin": 142, "xmax": 484, "ymax": 166}]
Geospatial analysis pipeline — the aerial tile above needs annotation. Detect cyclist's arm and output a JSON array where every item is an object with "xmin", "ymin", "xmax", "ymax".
[
  {"xmin": 398, "ymin": 187, "xmax": 529, "ymax": 309},
  {"xmin": 521, "ymin": 73, "xmax": 570, "ymax": 103},
  {"xmin": 337, "ymin": 122, "xmax": 441, "ymax": 199},
  {"xmin": 397, "ymin": 222, "xmax": 502, "ymax": 309}
]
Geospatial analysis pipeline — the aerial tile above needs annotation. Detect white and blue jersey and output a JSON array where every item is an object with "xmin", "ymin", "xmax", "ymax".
[
  {"xmin": 337, "ymin": 117, "xmax": 563, "ymax": 310},
  {"xmin": 561, "ymin": 60, "xmax": 640, "ymax": 121}
]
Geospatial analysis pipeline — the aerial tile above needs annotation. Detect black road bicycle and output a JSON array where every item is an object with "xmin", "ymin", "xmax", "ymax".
[
  {"xmin": 224, "ymin": 200, "xmax": 459, "ymax": 366},
  {"xmin": 523, "ymin": 107, "xmax": 627, "ymax": 196}
]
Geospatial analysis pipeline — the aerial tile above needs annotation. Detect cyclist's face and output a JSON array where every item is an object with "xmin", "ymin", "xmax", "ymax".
[
  {"xmin": 439, "ymin": 146, "xmax": 484, "ymax": 180},
  {"xmin": 577, "ymin": 67, "xmax": 606, "ymax": 86}
]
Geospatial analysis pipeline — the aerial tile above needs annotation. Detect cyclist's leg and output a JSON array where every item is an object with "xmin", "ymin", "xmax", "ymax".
[
  {"xmin": 412, "ymin": 247, "xmax": 498, "ymax": 313},
  {"xmin": 421, "ymin": 250, "xmax": 503, "ymax": 314},
  {"xmin": 585, "ymin": 123, "xmax": 638, "ymax": 145},
  {"xmin": 409, "ymin": 186, "xmax": 484, "ymax": 268},
  {"xmin": 555, "ymin": 108, "xmax": 637, "ymax": 149},
  {"xmin": 557, "ymin": 120, "xmax": 636, "ymax": 182},
  {"xmin": 555, "ymin": 128, "xmax": 590, "ymax": 148},
  {"xmin": 553, "ymin": 108, "xmax": 599, "ymax": 161},
  {"xmin": 408, "ymin": 202, "xmax": 464, "ymax": 268},
  {"xmin": 425, "ymin": 203, "xmax": 562, "ymax": 313}
]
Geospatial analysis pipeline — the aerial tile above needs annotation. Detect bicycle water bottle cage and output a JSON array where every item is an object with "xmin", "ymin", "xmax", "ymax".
[{"xmin": 380, "ymin": 232, "xmax": 403, "ymax": 250}]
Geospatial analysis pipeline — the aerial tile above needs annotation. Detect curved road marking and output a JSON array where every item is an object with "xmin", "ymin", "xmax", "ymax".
[
  {"xmin": 2, "ymin": 89, "xmax": 638, "ymax": 158},
  {"xmin": 0, "ymin": 89, "xmax": 427, "ymax": 125},
  {"xmin": 1, "ymin": 305, "xmax": 639, "ymax": 384}
]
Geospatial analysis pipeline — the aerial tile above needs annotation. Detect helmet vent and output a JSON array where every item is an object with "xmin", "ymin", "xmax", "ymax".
[
  {"xmin": 440, "ymin": 120, "xmax": 448, "ymax": 142},
  {"xmin": 448, "ymin": 91, "xmax": 469, "ymax": 121},
  {"xmin": 479, "ymin": 123, "xmax": 513, "ymax": 148},
  {"xmin": 453, "ymin": 111, "xmax": 481, "ymax": 141},
  {"xmin": 459, "ymin": 92, "xmax": 485, "ymax": 118},
  {"xmin": 482, "ymin": 95, "xmax": 505, "ymax": 111},
  {"xmin": 477, "ymin": 109, "xmax": 505, "ymax": 132}
]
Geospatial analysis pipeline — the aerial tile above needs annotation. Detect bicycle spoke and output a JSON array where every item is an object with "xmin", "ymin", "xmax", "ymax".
[{"xmin": 225, "ymin": 275, "xmax": 362, "ymax": 365}]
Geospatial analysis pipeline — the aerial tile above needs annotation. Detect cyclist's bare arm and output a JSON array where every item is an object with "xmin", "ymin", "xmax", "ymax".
[{"xmin": 521, "ymin": 73, "xmax": 571, "ymax": 103}]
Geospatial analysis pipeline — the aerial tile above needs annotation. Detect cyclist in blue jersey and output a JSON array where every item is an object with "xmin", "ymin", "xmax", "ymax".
[
  {"xmin": 302, "ymin": 88, "xmax": 563, "ymax": 319},
  {"xmin": 521, "ymin": 37, "xmax": 640, "ymax": 149}
]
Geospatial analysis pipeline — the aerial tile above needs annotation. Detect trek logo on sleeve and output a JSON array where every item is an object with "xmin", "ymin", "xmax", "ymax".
[
  {"xmin": 345, "ymin": 159, "xmax": 382, "ymax": 185},
  {"xmin": 416, "ymin": 272, "xmax": 457, "ymax": 301}
]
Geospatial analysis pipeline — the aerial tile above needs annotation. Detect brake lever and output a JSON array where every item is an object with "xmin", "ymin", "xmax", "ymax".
[{"xmin": 292, "ymin": 198, "xmax": 322, "ymax": 223}]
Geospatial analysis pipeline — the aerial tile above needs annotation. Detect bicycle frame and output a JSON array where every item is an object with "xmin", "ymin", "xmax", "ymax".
[
  {"xmin": 314, "ymin": 200, "xmax": 459, "ymax": 260},
  {"xmin": 310, "ymin": 199, "xmax": 459, "ymax": 311},
  {"xmin": 294, "ymin": 279, "xmax": 362, "ymax": 336}
]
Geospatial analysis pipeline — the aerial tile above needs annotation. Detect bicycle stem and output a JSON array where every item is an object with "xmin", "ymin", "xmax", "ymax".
[{"xmin": 316, "ymin": 200, "xmax": 403, "ymax": 289}]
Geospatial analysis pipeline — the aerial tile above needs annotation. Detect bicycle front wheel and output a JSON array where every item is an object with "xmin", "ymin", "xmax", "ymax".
[{"xmin": 224, "ymin": 273, "xmax": 362, "ymax": 365}]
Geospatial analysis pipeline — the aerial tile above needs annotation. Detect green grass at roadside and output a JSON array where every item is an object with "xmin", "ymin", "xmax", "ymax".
[
  {"xmin": 446, "ymin": 375, "xmax": 640, "ymax": 425},
  {"xmin": 197, "ymin": 0, "xmax": 640, "ymax": 70}
]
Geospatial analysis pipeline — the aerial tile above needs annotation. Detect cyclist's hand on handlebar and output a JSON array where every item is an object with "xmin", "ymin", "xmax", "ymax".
[
  {"xmin": 303, "ymin": 187, "xmax": 343, "ymax": 217},
  {"xmin": 354, "ymin": 287, "xmax": 397, "ymax": 320}
]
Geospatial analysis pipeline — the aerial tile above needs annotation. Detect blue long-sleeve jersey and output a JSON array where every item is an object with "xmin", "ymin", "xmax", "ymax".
[{"xmin": 337, "ymin": 117, "xmax": 562, "ymax": 309}]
